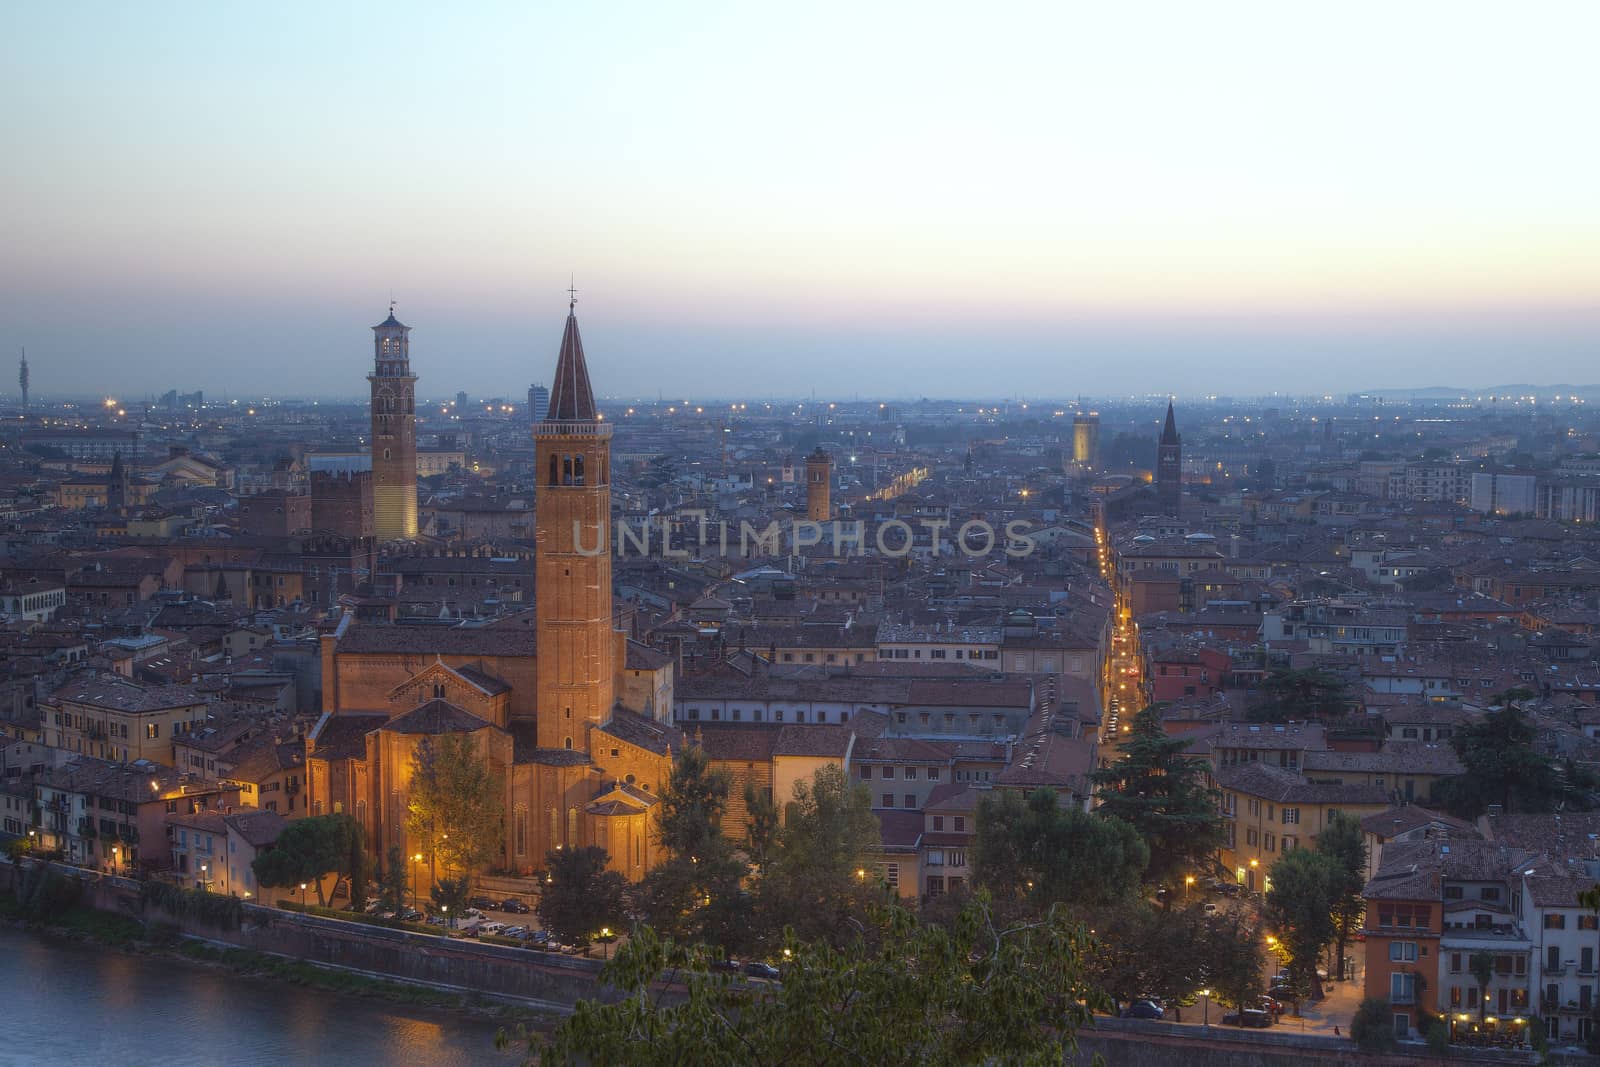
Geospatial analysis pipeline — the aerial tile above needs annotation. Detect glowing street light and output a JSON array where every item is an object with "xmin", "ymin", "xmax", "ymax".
[{"xmin": 299, "ymin": 881, "xmax": 308, "ymax": 909}]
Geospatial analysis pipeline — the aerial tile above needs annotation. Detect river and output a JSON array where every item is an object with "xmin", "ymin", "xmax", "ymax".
[{"xmin": 0, "ymin": 926, "xmax": 523, "ymax": 1067}]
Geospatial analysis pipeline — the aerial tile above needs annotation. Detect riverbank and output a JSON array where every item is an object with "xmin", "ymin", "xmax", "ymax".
[{"xmin": 0, "ymin": 889, "xmax": 559, "ymax": 1029}]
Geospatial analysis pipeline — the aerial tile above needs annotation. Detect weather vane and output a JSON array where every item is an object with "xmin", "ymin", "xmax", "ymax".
[{"xmin": 568, "ymin": 275, "xmax": 577, "ymax": 310}]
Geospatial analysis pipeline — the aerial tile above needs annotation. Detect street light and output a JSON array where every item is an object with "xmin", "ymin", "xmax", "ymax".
[
  {"xmin": 1199, "ymin": 989, "xmax": 1212, "ymax": 1027},
  {"xmin": 411, "ymin": 852, "xmax": 423, "ymax": 910},
  {"xmin": 1184, "ymin": 874, "xmax": 1195, "ymax": 901},
  {"xmin": 600, "ymin": 926, "xmax": 613, "ymax": 960},
  {"xmin": 300, "ymin": 881, "xmax": 308, "ymax": 909},
  {"xmin": 200, "ymin": 863, "xmax": 209, "ymax": 893}
]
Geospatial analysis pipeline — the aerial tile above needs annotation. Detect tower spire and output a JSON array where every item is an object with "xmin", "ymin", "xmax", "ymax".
[{"xmin": 545, "ymin": 294, "xmax": 597, "ymax": 422}]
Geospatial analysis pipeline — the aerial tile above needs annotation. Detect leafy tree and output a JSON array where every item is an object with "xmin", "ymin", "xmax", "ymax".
[
  {"xmin": 1469, "ymin": 950, "xmax": 1494, "ymax": 1025},
  {"xmin": 430, "ymin": 874, "xmax": 470, "ymax": 927},
  {"xmin": 1434, "ymin": 694, "xmax": 1576, "ymax": 817},
  {"xmin": 375, "ymin": 845, "xmax": 411, "ymax": 913},
  {"xmin": 251, "ymin": 814, "xmax": 361, "ymax": 906},
  {"xmin": 744, "ymin": 781, "xmax": 779, "ymax": 868},
  {"xmin": 973, "ymin": 787, "xmax": 1147, "ymax": 911},
  {"xmin": 1091, "ymin": 703, "xmax": 1225, "ymax": 890},
  {"xmin": 1351, "ymin": 997, "xmax": 1398, "ymax": 1051},
  {"xmin": 1091, "ymin": 904, "xmax": 1205, "ymax": 1017},
  {"xmin": 633, "ymin": 748, "xmax": 752, "ymax": 952},
  {"xmin": 1249, "ymin": 668, "xmax": 1351, "ymax": 723},
  {"xmin": 1203, "ymin": 908, "xmax": 1266, "ymax": 1019},
  {"xmin": 510, "ymin": 894, "xmax": 1109, "ymax": 1066},
  {"xmin": 539, "ymin": 846, "xmax": 629, "ymax": 949},
  {"xmin": 1316, "ymin": 811, "xmax": 1366, "ymax": 981},
  {"xmin": 405, "ymin": 732, "xmax": 505, "ymax": 882},
  {"xmin": 1262, "ymin": 846, "xmax": 1340, "ymax": 1005},
  {"xmin": 756, "ymin": 763, "xmax": 883, "ymax": 948},
  {"xmin": 346, "ymin": 821, "xmax": 368, "ymax": 911}
]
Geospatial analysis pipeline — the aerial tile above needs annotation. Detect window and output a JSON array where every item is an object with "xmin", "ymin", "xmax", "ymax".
[
  {"xmin": 859, "ymin": 765, "xmax": 871, "ymax": 779},
  {"xmin": 883, "ymin": 766, "xmax": 896, "ymax": 780},
  {"xmin": 1390, "ymin": 973, "xmax": 1416, "ymax": 1005},
  {"xmin": 932, "ymin": 816, "xmax": 944, "ymax": 831},
  {"xmin": 1390, "ymin": 942, "xmax": 1418, "ymax": 963},
  {"xmin": 928, "ymin": 768, "xmax": 940, "ymax": 781},
  {"xmin": 947, "ymin": 849, "xmax": 966, "ymax": 868},
  {"xmin": 904, "ymin": 794, "xmax": 916, "ymax": 808},
  {"xmin": 882, "ymin": 794, "xmax": 894, "ymax": 808},
  {"xmin": 1546, "ymin": 914, "xmax": 1567, "ymax": 930},
  {"xmin": 514, "ymin": 807, "xmax": 527, "ymax": 856},
  {"xmin": 1283, "ymin": 808, "xmax": 1299, "ymax": 824},
  {"xmin": 145, "ymin": 723, "xmax": 159, "ymax": 740},
  {"xmin": 1583, "ymin": 916, "xmax": 1599, "ymax": 931},
  {"xmin": 953, "ymin": 817, "xmax": 965, "ymax": 832},
  {"xmin": 1450, "ymin": 953, "xmax": 1462, "ymax": 974}
]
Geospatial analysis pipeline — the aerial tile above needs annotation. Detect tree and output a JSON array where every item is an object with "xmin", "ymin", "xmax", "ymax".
[
  {"xmin": 251, "ymin": 813, "xmax": 362, "ymax": 906},
  {"xmin": 1263, "ymin": 847, "xmax": 1340, "ymax": 1005},
  {"xmin": 744, "ymin": 782, "xmax": 779, "ymax": 868},
  {"xmin": 973, "ymin": 787, "xmax": 1147, "ymax": 912},
  {"xmin": 377, "ymin": 845, "xmax": 409, "ymax": 913},
  {"xmin": 1249, "ymin": 668, "xmax": 1351, "ymax": 723},
  {"xmin": 513, "ymin": 895, "xmax": 1109, "ymax": 1066},
  {"xmin": 347, "ymin": 820, "xmax": 369, "ymax": 911},
  {"xmin": 1434, "ymin": 694, "xmax": 1576, "ymax": 817},
  {"xmin": 539, "ymin": 846, "xmax": 628, "ymax": 950},
  {"xmin": 1091, "ymin": 703, "xmax": 1226, "ymax": 890},
  {"xmin": 633, "ymin": 748, "xmax": 751, "ymax": 953},
  {"xmin": 431, "ymin": 875, "xmax": 470, "ymax": 927},
  {"xmin": 1202, "ymin": 908, "xmax": 1266, "ymax": 1020},
  {"xmin": 1351, "ymin": 997, "xmax": 1398, "ymax": 1052},
  {"xmin": 1469, "ymin": 950, "xmax": 1494, "ymax": 1025},
  {"xmin": 1316, "ymin": 811, "xmax": 1366, "ymax": 981},
  {"xmin": 1091, "ymin": 904, "xmax": 1206, "ymax": 1018},
  {"xmin": 405, "ymin": 732, "xmax": 504, "ymax": 882},
  {"xmin": 756, "ymin": 764, "xmax": 883, "ymax": 948}
]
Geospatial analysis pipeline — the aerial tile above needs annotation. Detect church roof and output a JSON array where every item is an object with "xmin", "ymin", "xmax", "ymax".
[
  {"xmin": 373, "ymin": 308, "xmax": 408, "ymax": 331},
  {"xmin": 545, "ymin": 305, "xmax": 597, "ymax": 422},
  {"xmin": 1161, "ymin": 401, "xmax": 1180, "ymax": 445},
  {"xmin": 383, "ymin": 699, "xmax": 493, "ymax": 735}
]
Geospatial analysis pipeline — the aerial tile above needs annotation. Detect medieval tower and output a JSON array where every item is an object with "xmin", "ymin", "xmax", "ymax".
[
  {"xmin": 1156, "ymin": 399, "xmax": 1182, "ymax": 518},
  {"xmin": 369, "ymin": 305, "xmax": 418, "ymax": 540},
  {"xmin": 806, "ymin": 446, "xmax": 832, "ymax": 521}
]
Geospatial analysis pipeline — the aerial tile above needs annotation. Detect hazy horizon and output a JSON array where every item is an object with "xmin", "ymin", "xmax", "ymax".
[{"xmin": 5, "ymin": 2, "xmax": 1598, "ymax": 399}]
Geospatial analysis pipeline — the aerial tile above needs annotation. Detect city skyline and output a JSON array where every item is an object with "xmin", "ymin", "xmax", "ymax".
[{"xmin": 5, "ymin": 2, "xmax": 1599, "ymax": 397}]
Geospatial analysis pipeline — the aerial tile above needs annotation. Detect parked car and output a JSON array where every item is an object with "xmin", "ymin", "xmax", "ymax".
[
  {"xmin": 397, "ymin": 907, "xmax": 423, "ymax": 922},
  {"xmin": 1221, "ymin": 1009, "xmax": 1273, "ymax": 1028},
  {"xmin": 1256, "ymin": 994, "xmax": 1285, "ymax": 1015},
  {"xmin": 743, "ymin": 961, "xmax": 781, "ymax": 981},
  {"xmin": 479, "ymin": 921, "xmax": 507, "ymax": 936},
  {"xmin": 709, "ymin": 958, "xmax": 741, "ymax": 974},
  {"xmin": 1202, "ymin": 902, "xmax": 1219, "ymax": 916},
  {"xmin": 425, "ymin": 915, "xmax": 445, "ymax": 927},
  {"xmin": 1120, "ymin": 1000, "xmax": 1164, "ymax": 1020},
  {"xmin": 468, "ymin": 896, "xmax": 498, "ymax": 911},
  {"xmin": 500, "ymin": 898, "xmax": 532, "ymax": 914},
  {"xmin": 461, "ymin": 908, "xmax": 487, "ymax": 921}
]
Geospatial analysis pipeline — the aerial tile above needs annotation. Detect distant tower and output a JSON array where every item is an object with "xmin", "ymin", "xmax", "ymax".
[
  {"xmin": 1156, "ymin": 400, "xmax": 1181, "ymax": 517},
  {"xmin": 806, "ymin": 447, "xmax": 832, "ymax": 521},
  {"xmin": 534, "ymin": 293, "xmax": 614, "ymax": 752},
  {"xmin": 369, "ymin": 305, "xmax": 418, "ymax": 540},
  {"xmin": 528, "ymin": 382, "xmax": 550, "ymax": 426},
  {"xmin": 18, "ymin": 347, "xmax": 28, "ymax": 409},
  {"xmin": 1072, "ymin": 409, "xmax": 1099, "ymax": 468},
  {"xmin": 107, "ymin": 451, "xmax": 128, "ymax": 514}
]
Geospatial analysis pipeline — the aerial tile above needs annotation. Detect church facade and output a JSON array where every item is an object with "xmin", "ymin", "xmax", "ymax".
[{"xmin": 305, "ymin": 302, "xmax": 680, "ymax": 886}]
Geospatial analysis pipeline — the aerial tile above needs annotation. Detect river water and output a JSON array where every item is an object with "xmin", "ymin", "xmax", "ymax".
[{"xmin": 0, "ymin": 926, "xmax": 523, "ymax": 1067}]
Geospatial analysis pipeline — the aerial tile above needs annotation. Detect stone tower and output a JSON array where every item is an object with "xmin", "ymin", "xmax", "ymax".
[
  {"xmin": 1156, "ymin": 400, "xmax": 1181, "ymax": 518},
  {"xmin": 806, "ymin": 446, "xmax": 832, "ymax": 522},
  {"xmin": 369, "ymin": 305, "xmax": 418, "ymax": 540},
  {"xmin": 534, "ymin": 297, "xmax": 614, "ymax": 752}
]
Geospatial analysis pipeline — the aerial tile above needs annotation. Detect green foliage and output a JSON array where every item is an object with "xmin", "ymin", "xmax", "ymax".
[
  {"xmin": 1425, "ymin": 1017, "xmax": 1450, "ymax": 1053},
  {"xmin": 1262, "ymin": 846, "xmax": 1339, "ymax": 998},
  {"xmin": 430, "ymin": 875, "xmax": 470, "ymax": 923},
  {"xmin": 1316, "ymin": 811, "xmax": 1366, "ymax": 979},
  {"xmin": 756, "ymin": 763, "xmax": 884, "ymax": 949},
  {"xmin": 405, "ymin": 732, "xmax": 505, "ymax": 880},
  {"xmin": 520, "ymin": 894, "xmax": 1109, "ymax": 1067},
  {"xmin": 973, "ymin": 787, "xmax": 1147, "ymax": 911},
  {"xmin": 1435, "ymin": 695, "xmax": 1589, "ymax": 817},
  {"xmin": 377, "ymin": 845, "xmax": 410, "ymax": 913},
  {"xmin": 633, "ymin": 748, "xmax": 752, "ymax": 952},
  {"xmin": 1469, "ymin": 951, "xmax": 1494, "ymax": 1022},
  {"xmin": 1090, "ymin": 703, "xmax": 1226, "ymax": 888},
  {"xmin": 1249, "ymin": 668, "xmax": 1352, "ymax": 723},
  {"xmin": 139, "ymin": 879, "xmax": 243, "ymax": 930},
  {"xmin": 538, "ymin": 846, "xmax": 628, "ymax": 948},
  {"xmin": 347, "ymin": 821, "xmax": 368, "ymax": 911},
  {"xmin": 744, "ymin": 781, "xmax": 779, "ymax": 867},
  {"xmin": 1202, "ymin": 908, "xmax": 1267, "ymax": 1013},
  {"xmin": 250, "ymin": 813, "xmax": 362, "ymax": 906},
  {"xmin": 1351, "ymin": 997, "xmax": 1398, "ymax": 1052}
]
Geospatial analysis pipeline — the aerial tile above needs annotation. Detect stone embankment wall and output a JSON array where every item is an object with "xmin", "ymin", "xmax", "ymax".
[{"xmin": 1081, "ymin": 1018, "xmax": 1543, "ymax": 1067}]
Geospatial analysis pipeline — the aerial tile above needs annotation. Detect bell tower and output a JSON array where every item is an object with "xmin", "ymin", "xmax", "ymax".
[
  {"xmin": 369, "ymin": 305, "xmax": 418, "ymax": 540},
  {"xmin": 534, "ymin": 294, "xmax": 614, "ymax": 751}
]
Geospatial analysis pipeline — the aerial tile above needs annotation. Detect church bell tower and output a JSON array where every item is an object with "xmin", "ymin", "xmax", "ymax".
[{"xmin": 369, "ymin": 305, "xmax": 418, "ymax": 540}]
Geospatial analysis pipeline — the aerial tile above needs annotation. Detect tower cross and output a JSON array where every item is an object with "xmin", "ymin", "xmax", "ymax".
[{"xmin": 568, "ymin": 276, "xmax": 578, "ymax": 310}]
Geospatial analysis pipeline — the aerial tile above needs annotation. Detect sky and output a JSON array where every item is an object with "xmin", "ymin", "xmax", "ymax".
[{"xmin": 3, "ymin": 1, "xmax": 1598, "ymax": 401}]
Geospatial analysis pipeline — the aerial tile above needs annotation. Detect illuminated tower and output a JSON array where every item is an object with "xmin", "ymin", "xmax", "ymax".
[
  {"xmin": 1156, "ymin": 400, "xmax": 1181, "ymax": 518},
  {"xmin": 806, "ymin": 446, "xmax": 832, "ymax": 521},
  {"xmin": 369, "ymin": 305, "xmax": 418, "ymax": 540},
  {"xmin": 1072, "ymin": 410, "xmax": 1099, "ymax": 468},
  {"xmin": 534, "ymin": 295, "xmax": 614, "ymax": 751}
]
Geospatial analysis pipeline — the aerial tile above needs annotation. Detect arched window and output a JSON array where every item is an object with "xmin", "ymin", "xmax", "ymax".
[
  {"xmin": 600, "ymin": 458, "xmax": 608, "ymax": 484},
  {"xmin": 566, "ymin": 806, "xmax": 578, "ymax": 843},
  {"xmin": 563, "ymin": 736, "xmax": 573, "ymax": 750},
  {"xmin": 548, "ymin": 806, "xmax": 558, "ymax": 846},
  {"xmin": 562, "ymin": 456, "xmax": 573, "ymax": 485},
  {"xmin": 573, "ymin": 455, "xmax": 585, "ymax": 485},
  {"xmin": 548, "ymin": 454, "xmax": 558, "ymax": 486}
]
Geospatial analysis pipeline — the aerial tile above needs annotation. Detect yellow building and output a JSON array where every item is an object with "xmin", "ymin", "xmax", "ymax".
[
  {"xmin": 45, "ymin": 677, "xmax": 207, "ymax": 764},
  {"xmin": 1214, "ymin": 761, "xmax": 1389, "ymax": 892}
]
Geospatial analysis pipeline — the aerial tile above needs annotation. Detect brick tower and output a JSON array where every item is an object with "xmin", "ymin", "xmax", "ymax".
[
  {"xmin": 806, "ymin": 446, "xmax": 832, "ymax": 522},
  {"xmin": 369, "ymin": 305, "xmax": 418, "ymax": 540},
  {"xmin": 534, "ymin": 295, "xmax": 614, "ymax": 751},
  {"xmin": 1156, "ymin": 400, "xmax": 1181, "ymax": 518}
]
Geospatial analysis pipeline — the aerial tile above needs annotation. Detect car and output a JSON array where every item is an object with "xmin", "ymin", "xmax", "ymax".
[
  {"xmin": 500, "ymin": 898, "xmax": 532, "ymax": 914},
  {"xmin": 397, "ymin": 907, "xmax": 423, "ymax": 922},
  {"xmin": 425, "ymin": 915, "xmax": 445, "ymax": 927},
  {"xmin": 479, "ymin": 921, "xmax": 507, "ymax": 936},
  {"xmin": 1120, "ymin": 1000, "xmax": 1164, "ymax": 1020},
  {"xmin": 1202, "ymin": 902, "xmax": 1219, "ymax": 916},
  {"xmin": 709, "ymin": 958, "xmax": 742, "ymax": 974},
  {"xmin": 503, "ymin": 926, "xmax": 529, "ymax": 939},
  {"xmin": 1221, "ymin": 1009, "xmax": 1273, "ymax": 1028},
  {"xmin": 468, "ymin": 896, "xmax": 498, "ymax": 911},
  {"xmin": 1256, "ymin": 995, "xmax": 1285, "ymax": 1015},
  {"xmin": 743, "ymin": 961, "xmax": 781, "ymax": 981},
  {"xmin": 462, "ymin": 908, "xmax": 487, "ymax": 921}
]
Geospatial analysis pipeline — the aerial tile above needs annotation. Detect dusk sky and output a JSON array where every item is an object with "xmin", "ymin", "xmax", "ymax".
[{"xmin": 3, "ymin": 2, "xmax": 1598, "ymax": 401}]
